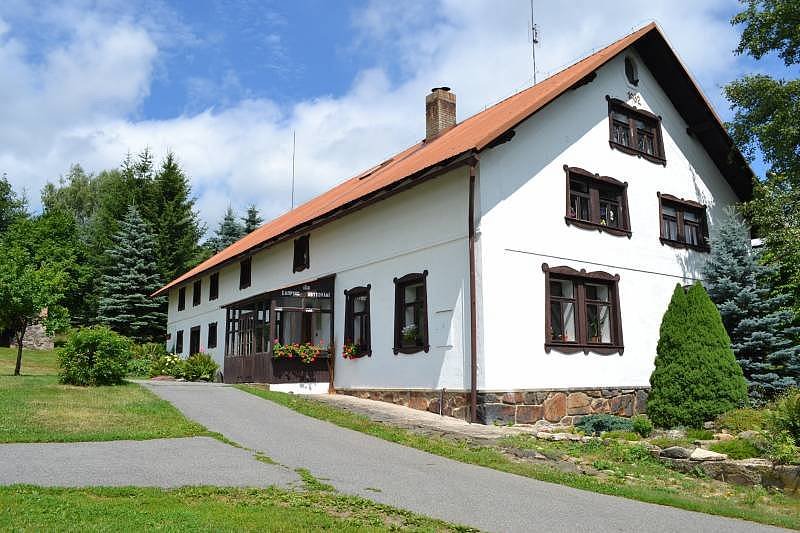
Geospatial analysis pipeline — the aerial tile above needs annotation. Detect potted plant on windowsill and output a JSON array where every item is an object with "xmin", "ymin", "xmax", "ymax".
[
  {"xmin": 401, "ymin": 324, "xmax": 419, "ymax": 346},
  {"xmin": 272, "ymin": 339, "xmax": 328, "ymax": 364},
  {"xmin": 342, "ymin": 341, "xmax": 365, "ymax": 359},
  {"xmin": 589, "ymin": 317, "xmax": 606, "ymax": 343}
]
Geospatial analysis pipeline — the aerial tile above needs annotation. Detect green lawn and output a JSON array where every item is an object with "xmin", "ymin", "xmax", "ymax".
[
  {"xmin": 238, "ymin": 386, "xmax": 800, "ymax": 531},
  {"xmin": 0, "ymin": 347, "xmax": 208, "ymax": 443},
  {"xmin": 0, "ymin": 486, "xmax": 471, "ymax": 532}
]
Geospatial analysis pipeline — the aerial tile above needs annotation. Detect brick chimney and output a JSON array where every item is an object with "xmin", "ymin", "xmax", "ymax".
[{"xmin": 425, "ymin": 87, "xmax": 456, "ymax": 141}]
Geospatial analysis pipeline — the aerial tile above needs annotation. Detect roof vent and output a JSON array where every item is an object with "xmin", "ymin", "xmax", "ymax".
[{"xmin": 425, "ymin": 87, "xmax": 456, "ymax": 141}]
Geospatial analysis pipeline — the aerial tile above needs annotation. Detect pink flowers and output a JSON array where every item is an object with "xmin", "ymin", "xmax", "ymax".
[{"xmin": 272, "ymin": 340, "xmax": 328, "ymax": 364}]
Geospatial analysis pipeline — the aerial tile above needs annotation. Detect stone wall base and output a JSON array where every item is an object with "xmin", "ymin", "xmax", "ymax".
[{"xmin": 336, "ymin": 387, "xmax": 650, "ymax": 425}]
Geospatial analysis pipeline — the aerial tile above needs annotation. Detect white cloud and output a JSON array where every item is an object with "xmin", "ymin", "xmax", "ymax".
[{"xmin": 0, "ymin": 0, "xmax": 749, "ymax": 235}]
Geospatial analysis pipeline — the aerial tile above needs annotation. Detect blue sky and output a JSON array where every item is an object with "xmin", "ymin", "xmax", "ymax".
[{"xmin": 0, "ymin": 1, "xmax": 783, "ymax": 229}]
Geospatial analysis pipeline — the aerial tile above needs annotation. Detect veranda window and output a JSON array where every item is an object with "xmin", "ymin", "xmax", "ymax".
[
  {"xmin": 393, "ymin": 271, "xmax": 429, "ymax": 354},
  {"xmin": 564, "ymin": 166, "xmax": 631, "ymax": 236},
  {"xmin": 344, "ymin": 285, "xmax": 371, "ymax": 357},
  {"xmin": 658, "ymin": 193, "xmax": 709, "ymax": 251},
  {"xmin": 543, "ymin": 264, "xmax": 624, "ymax": 354},
  {"xmin": 607, "ymin": 97, "xmax": 665, "ymax": 165}
]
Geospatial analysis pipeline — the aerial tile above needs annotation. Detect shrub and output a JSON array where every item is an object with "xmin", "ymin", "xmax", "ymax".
[
  {"xmin": 716, "ymin": 408, "xmax": 767, "ymax": 433},
  {"xmin": 150, "ymin": 354, "xmax": 185, "ymax": 378},
  {"xmin": 647, "ymin": 283, "xmax": 748, "ymax": 428},
  {"xmin": 708, "ymin": 438, "xmax": 761, "ymax": 459},
  {"xmin": 575, "ymin": 414, "xmax": 633, "ymax": 436},
  {"xmin": 57, "ymin": 326, "xmax": 133, "ymax": 386},
  {"xmin": 765, "ymin": 430, "xmax": 800, "ymax": 465},
  {"xmin": 631, "ymin": 415, "xmax": 653, "ymax": 437},
  {"xmin": 183, "ymin": 353, "xmax": 219, "ymax": 382},
  {"xmin": 133, "ymin": 342, "xmax": 168, "ymax": 360},
  {"xmin": 685, "ymin": 428, "xmax": 714, "ymax": 441},
  {"xmin": 126, "ymin": 357, "xmax": 152, "ymax": 377},
  {"xmin": 766, "ymin": 388, "xmax": 800, "ymax": 445}
]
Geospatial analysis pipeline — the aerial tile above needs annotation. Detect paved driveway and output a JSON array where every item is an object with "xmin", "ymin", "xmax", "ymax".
[{"xmin": 142, "ymin": 381, "xmax": 786, "ymax": 533}]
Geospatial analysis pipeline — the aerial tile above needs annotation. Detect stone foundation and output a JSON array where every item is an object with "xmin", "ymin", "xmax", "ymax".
[{"xmin": 337, "ymin": 387, "xmax": 650, "ymax": 425}]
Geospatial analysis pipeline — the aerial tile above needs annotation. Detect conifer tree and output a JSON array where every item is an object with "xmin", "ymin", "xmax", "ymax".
[
  {"xmin": 98, "ymin": 205, "xmax": 166, "ymax": 343},
  {"xmin": 241, "ymin": 204, "xmax": 263, "ymax": 234},
  {"xmin": 208, "ymin": 205, "xmax": 245, "ymax": 253},
  {"xmin": 703, "ymin": 209, "xmax": 800, "ymax": 401},
  {"xmin": 648, "ymin": 283, "xmax": 748, "ymax": 428}
]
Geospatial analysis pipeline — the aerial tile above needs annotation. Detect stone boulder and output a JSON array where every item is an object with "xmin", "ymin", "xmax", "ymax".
[
  {"xmin": 660, "ymin": 446, "xmax": 692, "ymax": 459},
  {"xmin": 543, "ymin": 393, "xmax": 567, "ymax": 422},
  {"xmin": 690, "ymin": 448, "xmax": 728, "ymax": 461}
]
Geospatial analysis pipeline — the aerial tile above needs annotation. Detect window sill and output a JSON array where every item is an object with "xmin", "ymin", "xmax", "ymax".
[
  {"xmin": 565, "ymin": 217, "xmax": 632, "ymax": 238},
  {"xmin": 545, "ymin": 342, "xmax": 624, "ymax": 355},
  {"xmin": 393, "ymin": 345, "xmax": 430, "ymax": 355},
  {"xmin": 609, "ymin": 141, "xmax": 666, "ymax": 166},
  {"xmin": 659, "ymin": 237, "xmax": 709, "ymax": 253}
]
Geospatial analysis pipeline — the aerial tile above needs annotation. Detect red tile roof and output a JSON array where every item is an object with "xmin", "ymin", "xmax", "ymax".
[{"xmin": 154, "ymin": 22, "xmax": 749, "ymax": 297}]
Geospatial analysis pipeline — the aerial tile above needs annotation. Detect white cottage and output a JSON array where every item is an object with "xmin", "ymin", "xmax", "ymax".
[{"xmin": 154, "ymin": 23, "xmax": 753, "ymax": 424}]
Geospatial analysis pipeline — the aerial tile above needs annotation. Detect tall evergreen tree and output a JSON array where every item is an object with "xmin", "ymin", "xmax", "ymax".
[
  {"xmin": 648, "ymin": 283, "xmax": 748, "ymax": 427},
  {"xmin": 208, "ymin": 205, "xmax": 245, "ymax": 253},
  {"xmin": 241, "ymin": 204, "xmax": 263, "ymax": 234},
  {"xmin": 98, "ymin": 206, "xmax": 166, "ymax": 343},
  {"xmin": 703, "ymin": 208, "xmax": 800, "ymax": 401}
]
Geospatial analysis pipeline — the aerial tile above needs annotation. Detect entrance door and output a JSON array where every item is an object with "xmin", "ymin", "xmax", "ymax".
[{"xmin": 189, "ymin": 326, "xmax": 201, "ymax": 355}]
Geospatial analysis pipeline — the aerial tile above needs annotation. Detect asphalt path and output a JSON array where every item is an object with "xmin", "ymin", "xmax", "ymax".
[{"xmin": 142, "ymin": 381, "xmax": 787, "ymax": 533}]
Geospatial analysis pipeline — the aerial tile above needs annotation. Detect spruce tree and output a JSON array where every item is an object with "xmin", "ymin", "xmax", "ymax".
[
  {"xmin": 241, "ymin": 204, "xmax": 263, "ymax": 234},
  {"xmin": 208, "ymin": 205, "xmax": 245, "ymax": 253},
  {"xmin": 703, "ymin": 208, "xmax": 800, "ymax": 402},
  {"xmin": 98, "ymin": 205, "xmax": 166, "ymax": 343},
  {"xmin": 648, "ymin": 283, "xmax": 748, "ymax": 428}
]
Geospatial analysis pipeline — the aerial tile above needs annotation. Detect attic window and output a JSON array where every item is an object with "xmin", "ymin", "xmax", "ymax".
[
  {"xmin": 607, "ymin": 96, "xmax": 665, "ymax": 165},
  {"xmin": 624, "ymin": 56, "xmax": 639, "ymax": 86},
  {"xmin": 293, "ymin": 235, "xmax": 310, "ymax": 272}
]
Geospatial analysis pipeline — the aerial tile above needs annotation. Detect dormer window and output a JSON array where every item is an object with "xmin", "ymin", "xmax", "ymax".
[
  {"xmin": 606, "ymin": 96, "xmax": 665, "ymax": 165},
  {"xmin": 293, "ymin": 235, "xmax": 310, "ymax": 272},
  {"xmin": 564, "ymin": 166, "xmax": 631, "ymax": 237}
]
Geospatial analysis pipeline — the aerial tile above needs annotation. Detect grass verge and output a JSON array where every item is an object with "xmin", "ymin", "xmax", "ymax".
[
  {"xmin": 0, "ymin": 485, "xmax": 473, "ymax": 532},
  {"xmin": 237, "ymin": 386, "xmax": 800, "ymax": 530},
  {"xmin": 0, "ymin": 347, "xmax": 58, "ymax": 375}
]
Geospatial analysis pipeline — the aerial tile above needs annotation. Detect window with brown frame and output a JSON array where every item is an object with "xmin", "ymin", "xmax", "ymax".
[
  {"xmin": 209, "ymin": 272, "xmax": 219, "ymax": 301},
  {"xmin": 175, "ymin": 330, "xmax": 184, "ymax": 354},
  {"xmin": 293, "ymin": 235, "xmax": 310, "ymax": 272},
  {"xmin": 177, "ymin": 287, "xmax": 186, "ymax": 311},
  {"xmin": 606, "ymin": 96, "xmax": 665, "ymax": 165},
  {"xmin": 393, "ymin": 271, "xmax": 429, "ymax": 354},
  {"xmin": 658, "ymin": 193, "xmax": 709, "ymax": 251},
  {"xmin": 542, "ymin": 264, "xmax": 624, "ymax": 354},
  {"xmin": 344, "ymin": 285, "xmax": 371, "ymax": 357},
  {"xmin": 239, "ymin": 257, "xmax": 252, "ymax": 289},
  {"xmin": 208, "ymin": 322, "xmax": 217, "ymax": 349},
  {"xmin": 564, "ymin": 166, "xmax": 631, "ymax": 237},
  {"xmin": 189, "ymin": 326, "xmax": 201, "ymax": 355},
  {"xmin": 192, "ymin": 280, "xmax": 201, "ymax": 306}
]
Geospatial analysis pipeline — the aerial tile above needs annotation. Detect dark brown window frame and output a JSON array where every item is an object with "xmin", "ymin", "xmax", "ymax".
[
  {"xmin": 293, "ymin": 234, "xmax": 310, "ymax": 273},
  {"xmin": 192, "ymin": 280, "xmax": 201, "ymax": 306},
  {"xmin": 563, "ymin": 165, "xmax": 632, "ymax": 237},
  {"xmin": 209, "ymin": 272, "xmax": 219, "ymax": 301},
  {"xmin": 189, "ymin": 325, "xmax": 201, "ymax": 355},
  {"xmin": 657, "ymin": 193, "xmax": 710, "ymax": 252},
  {"xmin": 175, "ymin": 330, "xmax": 184, "ymax": 354},
  {"xmin": 239, "ymin": 257, "xmax": 252, "ymax": 289},
  {"xmin": 177, "ymin": 287, "xmax": 186, "ymax": 311},
  {"xmin": 542, "ymin": 264, "xmax": 624, "ymax": 355},
  {"xmin": 393, "ymin": 271, "xmax": 430, "ymax": 355},
  {"xmin": 208, "ymin": 322, "xmax": 218, "ymax": 349},
  {"xmin": 344, "ymin": 285, "xmax": 371, "ymax": 357},
  {"xmin": 606, "ymin": 96, "xmax": 666, "ymax": 165}
]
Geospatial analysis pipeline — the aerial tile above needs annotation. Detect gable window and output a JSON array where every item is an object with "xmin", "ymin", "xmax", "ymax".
[
  {"xmin": 606, "ymin": 96, "xmax": 665, "ymax": 165},
  {"xmin": 344, "ymin": 285, "xmax": 371, "ymax": 357},
  {"xmin": 239, "ymin": 257, "xmax": 252, "ymax": 289},
  {"xmin": 175, "ymin": 330, "xmax": 184, "ymax": 354},
  {"xmin": 209, "ymin": 273, "xmax": 219, "ymax": 301},
  {"xmin": 564, "ymin": 166, "xmax": 631, "ymax": 237},
  {"xmin": 177, "ymin": 287, "xmax": 186, "ymax": 311},
  {"xmin": 293, "ymin": 235, "xmax": 310, "ymax": 273},
  {"xmin": 393, "ymin": 271, "xmax": 429, "ymax": 354},
  {"xmin": 192, "ymin": 280, "xmax": 201, "ymax": 306},
  {"xmin": 208, "ymin": 322, "xmax": 217, "ymax": 349},
  {"xmin": 543, "ymin": 264, "xmax": 623, "ymax": 354},
  {"xmin": 658, "ymin": 193, "xmax": 709, "ymax": 251},
  {"xmin": 189, "ymin": 326, "xmax": 201, "ymax": 355},
  {"xmin": 624, "ymin": 56, "xmax": 639, "ymax": 86}
]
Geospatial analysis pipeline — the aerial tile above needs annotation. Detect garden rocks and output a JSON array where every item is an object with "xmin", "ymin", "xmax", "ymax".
[
  {"xmin": 689, "ymin": 448, "xmax": 728, "ymax": 461},
  {"xmin": 660, "ymin": 446, "xmax": 692, "ymax": 459},
  {"xmin": 713, "ymin": 432, "xmax": 734, "ymax": 441}
]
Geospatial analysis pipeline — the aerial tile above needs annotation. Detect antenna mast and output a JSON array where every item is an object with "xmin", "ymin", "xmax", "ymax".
[
  {"xmin": 530, "ymin": 0, "xmax": 539, "ymax": 84},
  {"xmin": 291, "ymin": 130, "xmax": 296, "ymax": 209}
]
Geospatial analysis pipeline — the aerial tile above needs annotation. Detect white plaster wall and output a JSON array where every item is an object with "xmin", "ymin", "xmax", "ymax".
[
  {"xmin": 476, "ymin": 49, "xmax": 741, "ymax": 391},
  {"xmin": 166, "ymin": 169, "xmax": 471, "ymax": 390}
]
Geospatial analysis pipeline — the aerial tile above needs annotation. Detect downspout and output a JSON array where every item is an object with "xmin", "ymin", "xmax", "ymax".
[{"xmin": 468, "ymin": 160, "xmax": 479, "ymax": 423}]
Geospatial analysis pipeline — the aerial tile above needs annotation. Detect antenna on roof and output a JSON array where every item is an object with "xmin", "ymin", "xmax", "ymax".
[
  {"xmin": 529, "ymin": 0, "xmax": 539, "ymax": 84},
  {"xmin": 290, "ymin": 129, "xmax": 296, "ymax": 210}
]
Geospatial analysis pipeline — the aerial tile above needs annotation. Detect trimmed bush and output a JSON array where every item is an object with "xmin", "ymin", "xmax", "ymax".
[
  {"xmin": 631, "ymin": 415, "xmax": 653, "ymax": 437},
  {"xmin": 57, "ymin": 326, "xmax": 133, "ymax": 386},
  {"xmin": 183, "ymin": 353, "xmax": 219, "ymax": 382},
  {"xmin": 575, "ymin": 414, "xmax": 633, "ymax": 436},
  {"xmin": 647, "ymin": 283, "xmax": 748, "ymax": 428},
  {"xmin": 150, "ymin": 354, "xmax": 185, "ymax": 378},
  {"xmin": 766, "ymin": 388, "xmax": 800, "ymax": 445}
]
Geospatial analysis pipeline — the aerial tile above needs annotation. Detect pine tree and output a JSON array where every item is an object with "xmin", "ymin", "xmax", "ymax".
[
  {"xmin": 702, "ymin": 208, "xmax": 800, "ymax": 402},
  {"xmin": 208, "ymin": 205, "xmax": 245, "ymax": 253},
  {"xmin": 648, "ymin": 283, "xmax": 748, "ymax": 428},
  {"xmin": 98, "ymin": 205, "xmax": 166, "ymax": 343},
  {"xmin": 241, "ymin": 204, "xmax": 263, "ymax": 234}
]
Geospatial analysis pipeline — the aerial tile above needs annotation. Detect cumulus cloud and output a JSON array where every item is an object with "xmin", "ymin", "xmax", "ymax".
[{"xmin": 0, "ymin": 0, "xmax": 748, "ymax": 232}]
